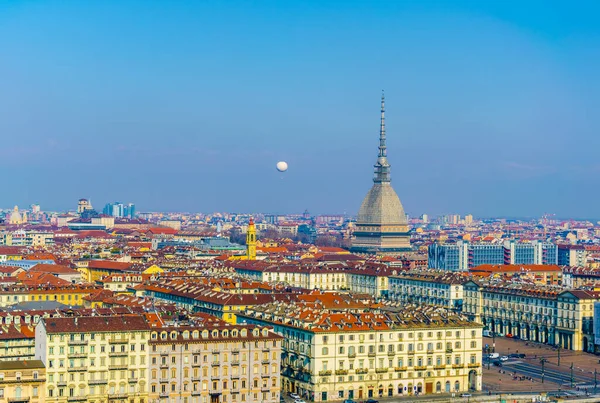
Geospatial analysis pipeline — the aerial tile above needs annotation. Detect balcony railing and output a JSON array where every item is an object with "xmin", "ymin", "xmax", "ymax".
[
  {"xmin": 68, "ymin": 366, "xmax": 88, "ymax": 372},
  {"xmin": 394, "ymin": 367, "xmax": 407, "ymax": 372},
  {"xmin": 109, "ymin": 338, "xmax": 128, "ymax": 344},
  {"xmin": 355, "ymin": 368, "xmax": 369, "ymax": 374},
  {"xmin": 108, "ymin": 394, "xmax": 129, "ymax": 400},
  {"xmin": 367, "ymin": 352, "xmax": 376, "ymax": 357},
  {"xmin": 109, "ymin": 364, "xmax": 128, "ymax": 371},
  {"xmin": 348, "ymin": 353, "xmax": 356, "ymax": 358},
  {"xmin": 335, "ymin": 369, "xmax": 348, "ymax": 375},
  {"xmin": 468, "ymin": 363, "xmax": 480, "ymax": 368},
  {"xmin": 67, "ymin": 397, "xmax": 86, "ymax": 402},
  {"xmin": 434, "ymin": 365, "xmax": 446, "ymax": 370},
  {"xmin": 318, "ymin": 370, "xmax": 332, "ymax": 376},
  {"xmin": 67, "ymin": 340, "xmax": 88, "ymax": 346},
  {"xmin": 414, "ymin": 366, "xmax": 427, "ymax": 371},
  {"xmin": 452, "ymin": 364, "xmax": 464, "ymax": 369},
  {"xmin": 446, "ymin": 348, "xmax": 453, "ymax": 353},
  {"xmin": 387, "ymin": 351, "xmax": 396, "ymax": 356},
  {"xmin": 67, "ymin": 353, "xmax": 87, "ymax": 359},
  {"xmin": 89, "ymin": 379, "xmax": 108, "ymax": 385},
  {"xmin": 375, "ymin": 368, "xmax": 388, "ymax": 373},
  {"xmin": 9, "ymin": 398, "xmax": 31, "ymax": 403}
]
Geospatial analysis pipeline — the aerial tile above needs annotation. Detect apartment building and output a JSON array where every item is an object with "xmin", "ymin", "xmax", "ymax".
[
  {"xmin": 0, "ymin": 360, "xmax": 46, "ymax": 403},
  {"xmin": 388, "ymin": 272, "xmax": 467, "ymax": 311},
  {"xmin": 463, "ymin": 280, "xmax": 600, "ymax": 351},
  {"xmin": 148, "ymin": 322, "xmax": 282, "ymax": 403},
  {"xmin": 35, "ymin": 316, "xmax": 151, "ymax": 403},
  {"xmin": 239, "ymin": 301, "xmax": 482, "ymax": 402}
]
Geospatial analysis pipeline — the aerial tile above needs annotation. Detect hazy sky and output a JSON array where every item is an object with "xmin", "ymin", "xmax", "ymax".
[{"xmin": 1, "ymin": 1, "xmax": 599, "ymax": 218}]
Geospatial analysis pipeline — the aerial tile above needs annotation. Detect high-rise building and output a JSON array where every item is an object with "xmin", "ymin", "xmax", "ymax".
[
  {"xmin": 464, "ymin": 214, "xmax": 473, "ymax": 225},
  {"xmin": 351, "ymin": 93, "xmax": 411, "ymax": 254},
  {"xmin": 103, "ymin": 202, "xmax": 136, "ymax": 218}
]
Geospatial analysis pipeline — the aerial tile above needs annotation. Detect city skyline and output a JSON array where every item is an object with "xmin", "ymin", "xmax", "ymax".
[{"xmin": 1, "ymin": 1, "xmax": 599, "ymax": 217}]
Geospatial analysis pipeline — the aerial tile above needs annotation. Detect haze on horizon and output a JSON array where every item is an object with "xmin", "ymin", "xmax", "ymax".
[{"xmin": 1, "ymin": 0, "xmax": 599, "ymax": 218}]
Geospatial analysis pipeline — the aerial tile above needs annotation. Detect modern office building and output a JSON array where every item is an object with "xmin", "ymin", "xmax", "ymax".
[{"xmin": 429, "ymin": 241, "xmax": 558, "ymax": 271}]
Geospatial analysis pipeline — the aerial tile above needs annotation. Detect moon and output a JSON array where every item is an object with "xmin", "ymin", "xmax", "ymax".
[{"xmin": 276, "ymin": 161, "xmax": 288, "ymax": 172}]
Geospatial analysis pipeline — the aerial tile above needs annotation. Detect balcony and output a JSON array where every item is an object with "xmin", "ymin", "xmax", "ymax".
[
  {"xmin": 231, "ymin": 348, "xmax": 240, "ymax": 353},
  {"xmin": 261, "ymin": 387, "xmax": 270, "ymax": 392},
  {"xmin": 112, "ymin": 352, "xmax": 129, "ymax": 357},
  {"xmin": 426, "ymin": 349, "xmax": 434, "ymax": 354},
  {"xmin": 159, "ymin": 392, "xmax": 169, "ymax": 398},
  {"xmin": 128, "ymin": 378, "xmax": 138, "ymax": 383},
  {"xmin": 68, "ymin": 366, "xmax": 87, "ymax": 372},
  {"xmin": 211, "ymin": 362, "xmax": 220, "ymax": 367},
  {"xmin": 367, "ymin": 352, "xmax": 376, "ymax": 357},
  {"xmin": 89, "ymin": 379, "xmax": 108, "ymax": 385},
  {"xmin": 394, "ymin": 367, "xmax": 407, "ymax": 372},
  {"xmin": 159, "ymin": 364, "xmax": 169, "ymax": 369},
  {"xmin": 375, "ymin": 368, "xmax": 388, "ymax": 374},
  {"xmin": 387, "ymin": 351, "xmax": 396, "ymax": 356},
  {"xmin": 57, "ymin": 381, "xmax": 68, "ymax": 387},
  {"xmin": 414, "ymin": 366, "xmax": 427, "ymax": 371},
  {"xmin": 191, "ymin": 391, "xmax": 202, "ymax": 396},
  {"xmin": 446, "ymin": 348, "xmax": 453, "ymax": 353},
  {"xmin": 407, "ymin": 351, "xmax": 415, "ymax": 355},
  {"xmin": 67, "ymin": 339, "xmax": 88, "ymax": 346},
  {"xmin": 262, "ymin": 348, "xmax": 270, "ymax": 352},
  {"xmin": 67, "ymin": 397, "xmax": 87, "ymax": 402},
  {"xmin": 434, "ymin": 365, "xmax": 446, "ymax": 370},
  {"xmin": 109, "ymin": 364, "xmax": 128, "ymax": 371},
  {"xmin": 468, "ymin": 363, "xmax": 480, "ymax": 368},
  {"xmin": 159, "ymin": 378, "xmax": 169, "ymax": 383},
  {"xmin": 355, "ymin": 368, "xmax": 368, "ymax": 374},
  {"xmin": 318, "ymin": 370, "xmax": 332, "ymax": 376},
  {"xmin": 67, "ymin": 353, "xmax": 87, "ymax": 359},
  {"xmin": 192, "ymin": 377, "xmax": 202, "ymax": 382},
  {"xmin": 108, "ymin": 394, "xmax": 129, "ymax": 400},
  {"xmin": 231, "ymin": 360, "xmax": 240, "ymax": 366},
  {"xmin": 109, "ymin": 338, "xmax": 128, "ymax": 344},
  {"xmin": 335, "ymin": 369, "xmax": 348, "ymax": 375},
  {"xmin": 211, "ymin": 349, "xmax": 221, "ymax": 354},
  {"xmin": 452, "ymin": 364, "xmax": 464, "ymax": 369},
  {"xmin": 348, "ymin": 353, "xmax": 356, "ymax": 358},
  {"xmin": 9, "ymin": 398, "xmax": 31, "ymax": 403}
]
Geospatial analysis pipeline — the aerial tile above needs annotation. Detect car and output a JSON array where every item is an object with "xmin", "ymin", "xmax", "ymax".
[
  {"xmin": 521, "ymin": 336, "xmax": 528, "ymax": 341},
  {"xmin": 488, "ymin": 353, "xmax": 500, "ymax": 359},
  {"xmin": 500, "ymin": 356, "xmax": 509, "ymax": 361},
  {"xmin": 508, "ymin": 353, "xmax": 519, "ymax": 358},
  {"xmin": 294, "ymin": 400, "xmax": 307, "ymax": 403},
  {"xmin": 343, "ymin": 400, "xmax": 357, "ymax": 403},
  {"xmin": 506, "ymin": 333, "xmax": 513, "ymax": 338},
  {"xmin": 518, "ymin": 353, "xmax": 526, "ymax": 358},
  {"xmin": 289, "ymin": 393, "xmax": 300, "ymax": 399},
  {"xmin": 460, "ymin": 393, "xmax": 472, "ymax": 398},
  {"xmin": 493, "ymin": 361, "xmax": 503, "ymax": 367},
  {"xmin": 366, "ymin": 400, "xmax": 379, "ymax": 403}
]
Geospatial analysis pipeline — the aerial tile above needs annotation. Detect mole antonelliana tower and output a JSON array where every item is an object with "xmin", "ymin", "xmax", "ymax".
[{"xmin": 351, "ymin": 92, "xmax": 412, "ymax": 254}]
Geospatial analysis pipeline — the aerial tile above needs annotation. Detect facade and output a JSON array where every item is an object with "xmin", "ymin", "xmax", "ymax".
[
  {"xmin": 239, "ymin": 302, "xmax": 482, "ymax": 402},
  {"xmin": 463, "ymin": 280, "xmax": 600, "ymax": 351},
  {"xmin": 351, "ymin": 94, "xmax": 411, "ymax": 254},
  {"xmin": 0, "ymin": 360, "xmax": 46, "ymax": 403},
  {"xmin": 35, "ymin": 316, "xmax": 151, "ymax": 403},
  {"xmin": 148, "ymin": 323, "xmax": 282, "ymax": 403}
]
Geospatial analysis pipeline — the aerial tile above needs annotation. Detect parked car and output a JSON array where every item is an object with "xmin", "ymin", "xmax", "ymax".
[
  {"xmin": 294, "ymin": 399, "xmax": 306, "ymax": 403},
  {"xmin": 500, "ymin": 356, "xmax": 509, "ymax": 361},
  {"xmin": 488, "ymin": 353, "xmax": 500, "ymax": 359},
  {"xmin": 493, "ymin": 361, "xmax": 503, "ymax": 367},
  {"xmin": 365, "ymin": 400, "xmax": 380, "ymax": 403},
  {"xmin": 461, "ymin": 393, "xmax": 472, "ymax": 398},
  {"xmin": 289, "ymin": 393, "xmax": 300, "ymax": 399},
  {"xmin": 518, "ymin": 353, "xmax": 526, "ymax": 358},
  {"xmin": 506, "ymin": 333, "xmax": 513, "ymax": 338},
  {"xmin": 508, "ymin": 353, "xmax": 519, "ymax": 358},
  {"xmin": 343, "ymin": 400, "xmax": 356, "ymax": 403}
]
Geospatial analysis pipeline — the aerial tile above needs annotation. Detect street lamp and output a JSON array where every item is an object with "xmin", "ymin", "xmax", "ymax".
[{"xmin": 540, "ymin": 358, "xmax": 547, "ymax": 384}]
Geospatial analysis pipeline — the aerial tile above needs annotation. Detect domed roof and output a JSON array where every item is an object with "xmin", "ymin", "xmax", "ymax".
[{"xmin": 357, "ymin": 183, "xmax": 407, "ymax": 225}]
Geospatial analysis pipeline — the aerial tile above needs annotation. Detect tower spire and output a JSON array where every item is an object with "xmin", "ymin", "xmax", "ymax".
[
  {"xmin": 379, "ymin": 90, "xmax": 386, "ymax": 158},
  {"xmin": 373, "ymin": 90, "xmax": 391, "ymax": 183}
]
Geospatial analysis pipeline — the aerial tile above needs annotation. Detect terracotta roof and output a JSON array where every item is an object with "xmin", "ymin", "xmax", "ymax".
[{"xmin": 42, "ymin": 315, "xmax": 151, "ymax": 333}]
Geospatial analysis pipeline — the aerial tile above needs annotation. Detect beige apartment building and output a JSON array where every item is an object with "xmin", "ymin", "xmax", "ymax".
[
  {"xmin": 148, "ymin": 323, "xmax": 282, "ymax": 403},
  {"xmin": 239, "ymin": 302, "xmax": 482, "ymax": 402},
  {"xmin": 0, "ymin": 360, "xmax": 46, "ymax": 403}
]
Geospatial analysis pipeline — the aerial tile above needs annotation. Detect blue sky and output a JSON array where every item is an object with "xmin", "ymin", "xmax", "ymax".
[{"xmin": 1, "ymin": 0, "xmax": 599, "ymax": 218}]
